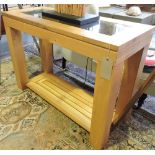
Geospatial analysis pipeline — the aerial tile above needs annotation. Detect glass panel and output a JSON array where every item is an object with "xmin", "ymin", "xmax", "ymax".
[{"xmin": 23, "ymin": 9, "xmax": 132, "ymax": 36}]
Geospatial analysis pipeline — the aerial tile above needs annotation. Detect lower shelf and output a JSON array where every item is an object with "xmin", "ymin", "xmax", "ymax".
[{"xmin": 27, "ymin": 73, "xmax": 93, "ymax": 131}]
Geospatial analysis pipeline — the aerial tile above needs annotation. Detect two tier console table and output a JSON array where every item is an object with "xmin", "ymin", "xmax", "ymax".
[{"xmin": 2, "ymin": 7, "xmax": 154, "ymax": 149}]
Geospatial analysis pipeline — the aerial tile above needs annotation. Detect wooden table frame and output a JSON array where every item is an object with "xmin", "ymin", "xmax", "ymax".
[{"xmin": 2, "ymin": 7, "xmax": 154, "ymax": 149}]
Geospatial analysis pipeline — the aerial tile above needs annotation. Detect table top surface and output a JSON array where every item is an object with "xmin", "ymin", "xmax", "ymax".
[
  {"xmin": 24, "ymin": 9, "xmax": 132, "ymax": 36},
  {"xmin": 3, "ymin": 7, "xmax": 155, "ymax": 51}
]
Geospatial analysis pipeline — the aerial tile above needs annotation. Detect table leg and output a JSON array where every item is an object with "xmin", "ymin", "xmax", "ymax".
[
  {"xmin": 90, "ymin": 61, "xmax": 123, "ymax": 149},
  {"xmin": 113, "ymin": 46, "xmax": 149, "ymax": 124},
  {"xmin": 39, "ymin": 39, "xmax": 53, "ymax": 73},
  {"xmin": 5, "ymin": 27, "xmax": 28, "ymax": 89},
  {"xmin": 132, "ymin": 45, "xmax": 150, "ymax": 95}
]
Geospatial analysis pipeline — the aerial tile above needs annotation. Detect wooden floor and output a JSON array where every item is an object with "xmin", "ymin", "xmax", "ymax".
[{"xmin": 27, "ymin": 73, "xmax": 93, "ymax": 131}]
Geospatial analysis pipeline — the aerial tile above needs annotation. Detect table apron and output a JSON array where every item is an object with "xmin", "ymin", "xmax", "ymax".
[{"xmin": 3, "ymin": 16, "xmax": 118, "ymax": 62}]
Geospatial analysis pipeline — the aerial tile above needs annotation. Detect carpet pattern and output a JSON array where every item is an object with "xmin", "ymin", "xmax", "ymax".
[
  {"xmin": 0, "ymin": 51, "xmax": 155, "ymax": 150},
  {"xmin": 0, "ymin": 91, "xmax": 49, "ymax": 142}
]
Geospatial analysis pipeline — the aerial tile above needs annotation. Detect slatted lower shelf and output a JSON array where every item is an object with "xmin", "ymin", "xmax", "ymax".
[{"xmin": 27, "ymin": 73, "xmax": 93, "ymax": 131}]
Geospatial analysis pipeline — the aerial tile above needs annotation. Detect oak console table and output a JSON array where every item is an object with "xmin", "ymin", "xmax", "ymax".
[{"xmin": 2, "ymin": 7, "xmax": 154, "ymax": 149}]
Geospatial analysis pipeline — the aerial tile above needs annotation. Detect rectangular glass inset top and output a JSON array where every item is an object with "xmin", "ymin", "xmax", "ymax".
[{"xmin": 23, "ymin": 9, "xmax": 132, "ymax": 36}]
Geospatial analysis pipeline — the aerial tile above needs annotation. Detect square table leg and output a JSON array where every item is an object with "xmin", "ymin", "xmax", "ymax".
[
  {"xmin": 90, "ymin": 60, "xmax": 124, "ymax": 149},
  {"xmin": 39, "ymin": 39, "xmax": 53, "ymax": 73},
  {"xmin": 5, "ymin": 26, "xmax": 28, "ymax": 89},
  {"xmin": 113, "ymin": 45, "xmax": 149, "ymax": 124}
]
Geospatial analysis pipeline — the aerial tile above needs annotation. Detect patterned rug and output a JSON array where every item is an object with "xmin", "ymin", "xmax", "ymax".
[{"xmin": 0, "ymin": 49, "xmax": 155, "ymax": 150}]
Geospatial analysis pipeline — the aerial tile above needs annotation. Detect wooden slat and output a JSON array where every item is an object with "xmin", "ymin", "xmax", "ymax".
[
  {"xmin": 27, "ymin": 73, "xmax": 92, "ymax": 131},
  {"xmin": 38, "ymin": 80, "xmax": 92, "ymax": 113},
  {"xmin": 37, "ymin": 78, "xmax": 92, "ymax": 113},
  {"xmin": 37, "ymin": 81, "xmax": 92, "ymax": 118},
  {"xmin": 30, "ymin": 73, "xmax": 93, "ymax": 105},
  {"xmin": 41, "ymin": 73, "xmax": 93, "ymax": 105}
]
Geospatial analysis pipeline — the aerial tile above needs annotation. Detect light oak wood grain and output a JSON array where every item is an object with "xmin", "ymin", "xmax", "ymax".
[
  {"xmin": 5, "ymin": 26, "xmax": 28, "ymax": 89},
  {"xmin": 113, "ymin": 47, "xmax": 146, "ymax": 124},
  {"xmin": 3, "ymin": 7, "xmax": 154, "ymax": 149},
  {"xmin": 27, "ymin": 73, "xmax": 92, "ymax": 131},
  {"xmin": 39, "ymin": 39, "xmax": 53, "ymax": 73},
  {"xmin": 90, "ymin": 62, "xmax": 124, "ymax": 149},
  {"xmin": 3, "ymin": 16, "xmax": 117, "ymax": 63},
  {"xmin": 3, "ymin": 7, "xmax": 154, "ymax": 52}
]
